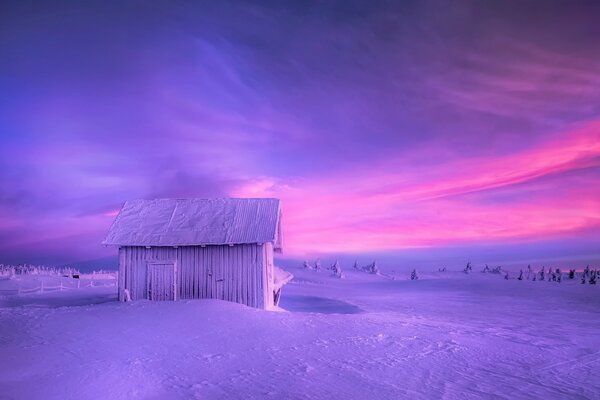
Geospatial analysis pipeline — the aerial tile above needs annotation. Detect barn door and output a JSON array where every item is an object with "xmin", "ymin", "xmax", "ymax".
[{"xmin": 147, "ymin": 261, "xmax": 177, "ymax": 301}]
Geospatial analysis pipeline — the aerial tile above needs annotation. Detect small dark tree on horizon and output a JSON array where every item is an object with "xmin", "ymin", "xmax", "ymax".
[{"xmin": 411, "ymin": 269, "xmax": 418, "ymax": 280}]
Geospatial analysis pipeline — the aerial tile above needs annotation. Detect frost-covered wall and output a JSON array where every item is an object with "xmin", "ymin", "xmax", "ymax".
[{"xmin": 118, "ymin": 244, "xmax": 273, "ymax": 309}]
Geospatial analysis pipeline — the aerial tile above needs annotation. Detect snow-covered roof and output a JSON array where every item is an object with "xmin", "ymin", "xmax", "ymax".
[{"xmin": 102, "ymin": 198, "xmax": 282, "ymax": 249}]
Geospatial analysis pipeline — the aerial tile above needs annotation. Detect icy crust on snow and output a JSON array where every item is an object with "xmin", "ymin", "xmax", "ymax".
[{"xmin": 102, "ymin": 198, "xmax": 280, "ymax": 247}]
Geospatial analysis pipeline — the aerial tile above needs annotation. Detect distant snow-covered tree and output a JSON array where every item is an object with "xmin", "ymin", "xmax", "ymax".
[
  {"xmin": 353, "ymin": 259, "xmax": 359, "ymax": 270},
  {"xmin": 482, "ymin": 264, "xmax": 490, "ymax": 273},
  {"xmin": 556, "ymin": 268, "xmax": 562, "ymax": 283},
  {"xmin": 331, "ymin": 260, "xmax": 343, "ymax": 278},
  {"xmin": 411, "ymin": 269, "xmax": 419, "ymax": 280},
  {"xmin": 363, "ymin": 261, "xmax": 379, "ymax": 274},
  {"xmin": 590, "ymin": 270, "xmax": 597, "ymax": 285},
  {"xmin": 517, "ymin": 270, "xmax": 523, "ymax": 280},
  {"xmin": 315, "ymin": 259, "xmax": 321, "ymax": 271},
  {"xmin": 568, "ymin": 269, "xmax": 575, "ymax": 279},
  {"xmin": 464, "ymin": 262, "xmax": 473, "ymax": 274},
  {"xmin": 539, "ymin": 267, "xmax": 545, "ymax": 281}
]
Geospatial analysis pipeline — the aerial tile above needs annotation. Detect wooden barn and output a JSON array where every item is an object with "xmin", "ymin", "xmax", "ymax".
[{"xmin": 102, "ymin": 198, "xmax": 292, "ymax": 309}]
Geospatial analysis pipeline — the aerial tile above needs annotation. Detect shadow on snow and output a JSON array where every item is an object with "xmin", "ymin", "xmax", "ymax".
[{"xmin": 280, "ymin": 295, "xmax": 363, "ymax": 314}]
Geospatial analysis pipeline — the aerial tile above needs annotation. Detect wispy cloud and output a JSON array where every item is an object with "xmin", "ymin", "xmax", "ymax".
[{"xmin": 234, "ymin": 121, "xmax": 600, "ymax": 254}]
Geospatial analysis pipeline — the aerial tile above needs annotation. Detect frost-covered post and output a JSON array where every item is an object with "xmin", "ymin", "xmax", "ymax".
[{"xmin": 411, "ymin": 269, "xmax": 419, "ymax": 280}]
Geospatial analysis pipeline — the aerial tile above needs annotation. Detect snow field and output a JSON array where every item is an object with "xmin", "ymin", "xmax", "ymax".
[{"xmin": 0, "ymin": 266, "xmax": 599, "ymax": 399}]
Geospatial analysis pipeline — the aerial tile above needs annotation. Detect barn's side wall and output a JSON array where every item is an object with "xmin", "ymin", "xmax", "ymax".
[{"xmin": 118, "ymin": 244, "xmax": 269, "ymax": 308}]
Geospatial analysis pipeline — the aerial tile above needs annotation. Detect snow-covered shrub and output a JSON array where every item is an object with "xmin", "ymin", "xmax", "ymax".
[
  {"xmin": 590, "ymin": 270, "xmax": 597, "ymax": 285},
  {"xmin": 568, "ymin": 269, "xmax": 575, "ymax": 279},
  {"xmin": 303, "ymin": 261, "xmax": 312, "ymax": 269},
  {"xmin": 504, "ymin": 273, "xmax": 509, "ymax": 280},
  {"xmin": 353, "ymin": 260, "xmax": 359, "ymax": 270},
  {"xmin": 539, "ymin": 267, "xmax": 545, "ymax": 281},
  {"xmin": 517, "ymin": 270, "xmax": 523, "ymax": 280},
  {"xmin": 490, "ymin": 266, "xmax": 502, "ymax": 274},
  {"xmin": 411, "ymin": 269, "xmax": 418, "ymax": 280},
  {"xmin": 556, "ymin": 268, "xmax": 562, "ymax": 283},
  {"xmin": 482, "ymin": 264, "xmax": 490, "ymax": 273},
  {"xmin": 315, "ymin": 259, "xmax": 321, "ymax": 271}
]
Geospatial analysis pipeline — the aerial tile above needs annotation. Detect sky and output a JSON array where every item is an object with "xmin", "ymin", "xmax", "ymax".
[{"xmin": 1, "ymin": 0, "xmax": 599, "ymax": 267}]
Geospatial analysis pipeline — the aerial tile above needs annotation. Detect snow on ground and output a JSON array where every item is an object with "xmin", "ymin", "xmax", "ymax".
[{"xmin": 1, "ymin": 266, "xmax": 599, "ymax": 400}]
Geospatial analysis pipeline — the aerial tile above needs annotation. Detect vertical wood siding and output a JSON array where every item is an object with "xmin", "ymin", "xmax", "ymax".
[{"xmin": 118, "ymin": 244, "xmax": 271, "ymax": 309}]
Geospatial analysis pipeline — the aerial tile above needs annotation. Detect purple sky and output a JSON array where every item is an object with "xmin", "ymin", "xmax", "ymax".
[{"xmin": 1, "ymin": 1, "xmax": 599, "ymax": 267}]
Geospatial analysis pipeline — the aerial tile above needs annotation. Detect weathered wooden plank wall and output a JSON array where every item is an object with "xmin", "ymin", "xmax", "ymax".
[{"xmin": 118, "ymin": 244, "xmax": 273, "ymax": 309}]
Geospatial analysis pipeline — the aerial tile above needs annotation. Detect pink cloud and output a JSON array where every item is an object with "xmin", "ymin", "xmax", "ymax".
[{"xmin": 233, "ymin": 121, "xmax": 600, "ymax": 255}]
